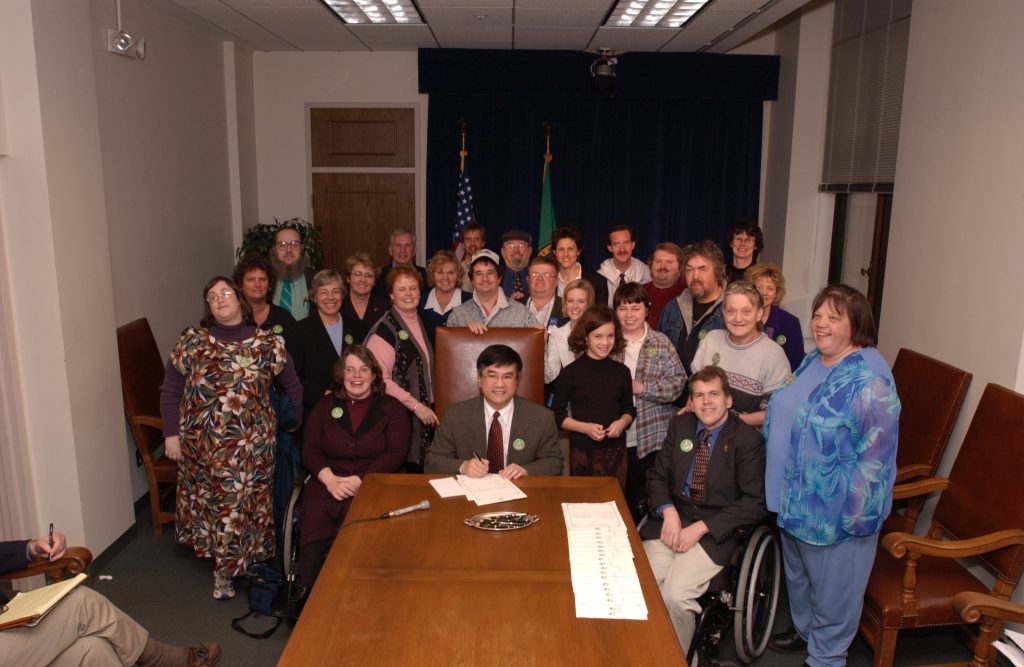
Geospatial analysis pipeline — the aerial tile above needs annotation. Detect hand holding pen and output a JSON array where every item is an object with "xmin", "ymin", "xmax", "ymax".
[{"xmin": 28, "ymin": 524, "xmax": 67, "ymax": 562}]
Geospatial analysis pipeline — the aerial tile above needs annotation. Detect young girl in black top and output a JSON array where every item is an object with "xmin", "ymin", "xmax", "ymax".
[{"xmin": 551, "ymin": 305, "xmax": 636, "ymax": 486}]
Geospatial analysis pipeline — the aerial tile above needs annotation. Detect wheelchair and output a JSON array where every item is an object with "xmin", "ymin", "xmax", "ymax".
[
  {"xmin": 277, "ymin": 473, "xmax": 311, "ymax": 617},
  {"xmin": 688, "ymin": 524, "xmax": 781, "ymax": 666}
]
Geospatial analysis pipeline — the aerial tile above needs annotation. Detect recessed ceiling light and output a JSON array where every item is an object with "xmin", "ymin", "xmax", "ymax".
[
  {"xmin": 605, "ymin": 0, "xmax": 710, "ymax": 28},
  {"xmin": 322, "ymin": 0, "xmax": 423, "ymax": 24}
]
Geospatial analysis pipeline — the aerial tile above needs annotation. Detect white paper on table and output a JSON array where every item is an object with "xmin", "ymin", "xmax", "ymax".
[
  {"xmin": 1006, "ymin": 628, "xmax": 1024, "ymax": 649},
  {"xmin": 456, "ymin": 474, "xmax": 527, "ymax": 506},
  {"xmin": 429, "ymin": 477, "xmax": 467, "ymax": 498},
  {"xmin": 994, "ymin": 639, "xmax": 1024, "ymax": 667},
  {"xmin": 561, "ymin": 501, "xmax": 627, "ymax": 531}
]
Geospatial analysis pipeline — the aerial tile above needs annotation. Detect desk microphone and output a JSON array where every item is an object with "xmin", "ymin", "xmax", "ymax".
[{"xmin": 379, "ymin": 500, "xmax": 430, "ymax": 519}]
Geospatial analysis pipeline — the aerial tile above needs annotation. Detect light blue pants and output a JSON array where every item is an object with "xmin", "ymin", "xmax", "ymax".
[{"xmin": 780, "ymin": 531, "xmax": 879, "ymax": 667}]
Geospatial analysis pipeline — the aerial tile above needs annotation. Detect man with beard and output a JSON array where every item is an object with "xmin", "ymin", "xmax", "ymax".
[
  {"xmin": 645, "ymin": 242, "xmax": 686, "ymax": 328},
  {"xmin": 657, "ymin": 241, "xmax": 726, "ymax": 400},
  {"xmin": 372, "ymin": 228, "xmax": 429, "ymax": 297},
  {"xmin": 270, "ymin": 224, "xmax": 315, "ymax": 320},
  {"xmin": 499, "ymin": 230, "xmax": 533, "ymax": 300}
]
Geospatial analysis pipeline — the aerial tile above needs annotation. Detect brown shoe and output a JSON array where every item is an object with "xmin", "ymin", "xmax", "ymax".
[{"xmin": 186, "ymin": 642, "xmax": 222, "ymax": 667}]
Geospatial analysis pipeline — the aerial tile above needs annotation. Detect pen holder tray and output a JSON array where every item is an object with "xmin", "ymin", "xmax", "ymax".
[{"xmin": 464, "ymin": 512, "xmax": 540, "ymax": 531}]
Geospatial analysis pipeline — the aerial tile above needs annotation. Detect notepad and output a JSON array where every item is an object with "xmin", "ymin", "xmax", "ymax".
[{"xmin": 0, "ymin": 573, "xmax": 88, "ymax": 630}]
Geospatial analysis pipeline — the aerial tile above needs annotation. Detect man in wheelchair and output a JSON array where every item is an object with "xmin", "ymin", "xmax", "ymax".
[{"xmin": 641, "ymin": 365, "xmax": 767, "ymax": 656}]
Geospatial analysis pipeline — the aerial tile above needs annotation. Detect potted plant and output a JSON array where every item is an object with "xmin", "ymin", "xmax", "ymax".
[{"xmin": 235, "ymin": 218, "xmax": 324, "ymax": 272}]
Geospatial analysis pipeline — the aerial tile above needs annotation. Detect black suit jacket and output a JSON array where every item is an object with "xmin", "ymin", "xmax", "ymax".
[
  {"xmin": 0, "ymin": 540, "xmax": 29, "ymax": 604},
  {"xmin": 580, "ymin": 268, "xmax": 609, "ymax": 309},
  {"xmin": 424, "ymin": 396, "xmax": 562, "ymax": 476},
  {"xmin": 286, "ymin": 315, "xmax": 343, "ymax": 413},
  {"xmin": 640, "ymin": 412, "xmax": 766, "ymax": 565},
  {"xmin": 372, "ymin": 264, "xmax": 429, "ymax": 297}
]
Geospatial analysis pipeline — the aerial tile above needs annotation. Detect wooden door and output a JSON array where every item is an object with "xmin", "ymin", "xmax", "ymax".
[
  {"xmin": 310, "ymin": 107, "xmax": 416, "ymax": 272},
  {"xmin": 312, "ymin": 173, "xmax": 415, "ymax": 273}
]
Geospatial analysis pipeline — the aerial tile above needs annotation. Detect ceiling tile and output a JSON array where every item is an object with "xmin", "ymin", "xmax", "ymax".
[
  {"xmin": 513, "ymin": 26, "xmax": 595, "ymax": 51},
  {"xmin": 417, "ymin": 0, "xmax": 513, "ymax": 8},
  {"xmin": 515, "ymin": 8, "xmax": 607, "ymax": 29},
  {"xmin": 348, "ymin": 24, "xmax": 438, "ymax": 49},
  {"xmin": 516, "ymin": 0, "xmax": 611, "ymax": 8},
  {"xmin": 589, "ymin": 27, "xmax": 677, "ymax": 52},
  {"xmin": 420, "ymin": 7, "xmax": 513, "ymax": 25}
]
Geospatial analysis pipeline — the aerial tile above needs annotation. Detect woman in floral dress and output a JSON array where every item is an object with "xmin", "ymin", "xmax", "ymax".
[{"xmin": 160, "ymin": 276, "xmax": 303, "ymax": 599}]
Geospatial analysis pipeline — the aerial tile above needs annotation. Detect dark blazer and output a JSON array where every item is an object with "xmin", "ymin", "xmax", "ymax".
[
  {"xmin": 372, "ymin": 264, "xmax": 429, "ymax": 297},
  {"xmin": 340, "ymin": 294, "xmax": 390, "ymax": 347},
  {"xmin": 580, "ymin": 268, "xmax": 609, "ymax": 309},
  {"xmin": 424, "ymin": 395, "xmax": 563, "ymax": 476},
  {"xmin": 516, "ymin": 294, "xmax": 567, "ymax": 327},
  {"xmin": 255, "ymin": 303, "xmax": 297, "ymax": 342},
  {"xmin": 640, "ymin": 412, "xmax": 766, "ymax": 565},
  {"xmin": 420, "ymin": 289, "xmax": 474, "ymax": 327},
  {"xmin": 287, "ymin": 314, "xmax": 343, "ymax": 413},
  {"xmin": 1, "ymin": 540, "xmax": 29, "ymax": 604},
  {"xmin": 300, "ymin": 393, "xmax": 410, "ymax": 546}
]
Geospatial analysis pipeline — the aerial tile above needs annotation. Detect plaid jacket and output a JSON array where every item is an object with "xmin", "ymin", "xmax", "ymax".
[{"xmin": 618, "ymin": 328, "xmax": 686, "ymax": 459}]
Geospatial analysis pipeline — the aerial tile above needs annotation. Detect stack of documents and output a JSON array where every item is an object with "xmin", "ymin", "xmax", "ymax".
[
  {"xmin": 562, "ymin": 502, "xmax": 648, "ymax": 620},
  {"xmin": 428, "ymin": 474, "xmax": 527, "ymax": 506},
  {"xmin": 995, "ymin": 627, "xmax": 1024, "ymax": 666}
]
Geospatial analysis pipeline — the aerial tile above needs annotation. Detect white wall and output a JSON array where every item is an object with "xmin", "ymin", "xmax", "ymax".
[
  {"xmin": 253, "ymin": 52, "xmax": 428, "ymax": 257},
  {"xmin": 0, "ymin": 0, "xmax": 134, "ymax": 549}
]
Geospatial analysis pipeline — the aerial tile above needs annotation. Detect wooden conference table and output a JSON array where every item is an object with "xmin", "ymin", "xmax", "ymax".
[{"xmin": 278, "ymin": 473, "xmax": 686, "ymax": 666}]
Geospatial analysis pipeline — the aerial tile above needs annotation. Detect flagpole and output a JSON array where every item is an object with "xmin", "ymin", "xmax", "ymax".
[
  {"xmin": 538, "ymin": 122, "xmax": 556, "ymax": 256},
  {"xmin": 458, "ymin": 119, "xmax": 468, "ymax": 173}
]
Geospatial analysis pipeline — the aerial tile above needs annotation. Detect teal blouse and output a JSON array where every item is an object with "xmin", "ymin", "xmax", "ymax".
[{"xmin": 763, "ymin": 348, "xmax": 901, "ymax": 546}]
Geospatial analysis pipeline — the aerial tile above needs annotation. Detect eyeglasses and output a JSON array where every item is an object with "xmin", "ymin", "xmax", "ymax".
[
  {"xmin": 350, "ymin": 271, "xmax": 375, "ymax": 280},
  {"xmin": 529, "ymin": 272, "xmax": 556, "ymax": 280},
  {"xmin": 275, "ymin": 240, "xmax": 302, "ymax": 249},
  {"xmin": 503, "ymin": 242, "xmax": 529, "ymax": 250},
  {"xmin": 473, "ymin": 270, "xmax": 498, "ymax": 278},
  {"xmin": 206, "ymin": 289, "xmax": 236, "ymax": 303}
]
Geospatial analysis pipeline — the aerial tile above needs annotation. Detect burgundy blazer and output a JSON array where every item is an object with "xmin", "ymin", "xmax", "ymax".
[{"xmin": 299, "ymin": 393, "xmax": 410, "ymax": 545}]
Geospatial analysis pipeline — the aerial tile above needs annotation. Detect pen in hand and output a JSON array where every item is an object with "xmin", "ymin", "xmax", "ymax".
[{"xmin": 49, "ymin": 523, "xmax": 54, "ymax": 549}]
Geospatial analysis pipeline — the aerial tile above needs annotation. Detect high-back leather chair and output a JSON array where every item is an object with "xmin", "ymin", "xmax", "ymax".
[
  {"xmin": 859, "ymin": 383, "xmax": 1024, "ymax": 667},
  {"xmin": 116, "ymin": 318, "xmax": 177, "ymax": 535},
  {"xmin": 434, "ymin": 327, "xmax": 545, "ymax": 421},
  {"xmin": 886, "ymin": 348, "xmax": 972, "ymax": 532}
]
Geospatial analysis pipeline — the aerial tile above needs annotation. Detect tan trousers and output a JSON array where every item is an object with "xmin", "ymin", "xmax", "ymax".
[
  {"xmin": 1, "ymin": 587, "xmax": 148, "ymax": 666},
  {"xmin": 643, "ymin": 539, "xmax": 723, "ymax": 655}
]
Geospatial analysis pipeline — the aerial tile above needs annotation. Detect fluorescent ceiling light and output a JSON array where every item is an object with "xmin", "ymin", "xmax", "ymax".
[
  {"xmin": 322, "ymin": 0, "xmax": 423, "ymax": 24},
  {"xmin": 608, "ymin": 0, "xmax": 710, "ymax": 28}
]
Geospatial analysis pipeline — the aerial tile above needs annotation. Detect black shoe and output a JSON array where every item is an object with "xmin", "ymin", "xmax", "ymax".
[{"xmin": 768, "ymin": 626, "xmax": 808, "ymax": 653}]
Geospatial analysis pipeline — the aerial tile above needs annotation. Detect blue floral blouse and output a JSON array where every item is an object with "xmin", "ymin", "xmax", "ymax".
[{"xmin": 763, "ymin": 347, "xmax": 900, "ymax": 546}]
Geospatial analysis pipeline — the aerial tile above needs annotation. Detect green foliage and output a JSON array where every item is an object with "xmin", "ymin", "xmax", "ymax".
[{"xmin": 235, "ymin": 218, "xmax": 323, "ymax": 272}]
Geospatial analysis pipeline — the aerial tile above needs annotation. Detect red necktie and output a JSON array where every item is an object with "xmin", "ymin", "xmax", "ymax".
[
  {"xmin": 487, "ymin": 411, "xmax": 503, "ymax": 474},
  {"xmin": 690, "ymin": 430, "xmax": 711, "ymax": 503}
]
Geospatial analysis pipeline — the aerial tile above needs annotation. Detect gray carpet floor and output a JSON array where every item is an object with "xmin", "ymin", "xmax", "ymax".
[{"xmin": 79, "ymin": 499, "xmax": 977, "ymax": 666}]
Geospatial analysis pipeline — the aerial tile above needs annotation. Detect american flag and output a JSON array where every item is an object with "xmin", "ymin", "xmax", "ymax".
[{"xmin": 453, "ymin": 164, "xmax": 476, "ymax": 260}]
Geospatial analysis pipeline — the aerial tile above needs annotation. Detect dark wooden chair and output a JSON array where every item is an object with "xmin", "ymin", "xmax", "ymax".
[
  {"xmin": 0, "ymin": 546, "xmax": 92, "ymax": 583},
  {"xmin": 884, "ymin": 348, "xmax": 971, "ymax": 533},
  {"xmin": 116, "ymin": 318, "xmax": 177, "ymax": 535},
  {"xmin": 433, "ymin": 327, "xmax": 545, "ymax": 421},
  {"xmin": 954, "ymin": 591, "xmax": 1024, "ymax": 667},
  {"xmin": 859, "ymin": 383, "xmax": 1024, "ymax": 667}
]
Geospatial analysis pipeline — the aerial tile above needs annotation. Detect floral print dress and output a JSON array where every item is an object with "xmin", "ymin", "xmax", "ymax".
[{"xmin": 170, "ymin": 326, "xmax": 285, "ymax": 576}]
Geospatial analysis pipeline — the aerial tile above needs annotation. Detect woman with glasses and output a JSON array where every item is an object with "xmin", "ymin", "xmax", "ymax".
[
  {"xmin": 339, "ymin": 253, "xmax": 389, "ymax": 347},
  {"xmin": 286, "ymin": 270, "xmax": 347, "ymax": 415},
  {"xmin": 160, "ymin": 276, "xmax": 303, "ymax": 599},
  {"xmin": 726, "ymin": 220, "xmax": 764, "ymax": 284},
  {"xmin": 689, "ymin": 281, "xmax": 790, "ymax": 427}
]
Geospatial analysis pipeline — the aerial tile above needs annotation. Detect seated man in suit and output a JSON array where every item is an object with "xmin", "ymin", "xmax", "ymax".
[
  {"xmin": 424, "ymin": 344, "xmax": 562, "ymax": 479},
  {"xmin": 1, "ymin": 531, "xmax": 220, "ymax": 666},
  {"xmin": 641, "ymin": 365, "xmax": 767, "ymax": 655}
]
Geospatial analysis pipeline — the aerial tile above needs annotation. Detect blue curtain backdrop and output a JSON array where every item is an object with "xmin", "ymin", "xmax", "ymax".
[{"xmin": 420, "ymin": 49, "xmax": 779, "ymax": 265}]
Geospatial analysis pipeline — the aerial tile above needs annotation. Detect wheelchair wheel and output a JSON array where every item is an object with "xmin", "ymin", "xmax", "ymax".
[
  {"xmin": 281, "ymin": 474, "xmax": 309, "ymax": 586},
  {"xmin": 732, "ymin": 525, "xmax": 780, "ymax": 663}
]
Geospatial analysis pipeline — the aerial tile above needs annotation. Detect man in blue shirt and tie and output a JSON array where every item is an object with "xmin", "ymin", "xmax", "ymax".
[{"xmin": 640, "ymin": 365, "xmax": 767, "ymax": 656}]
